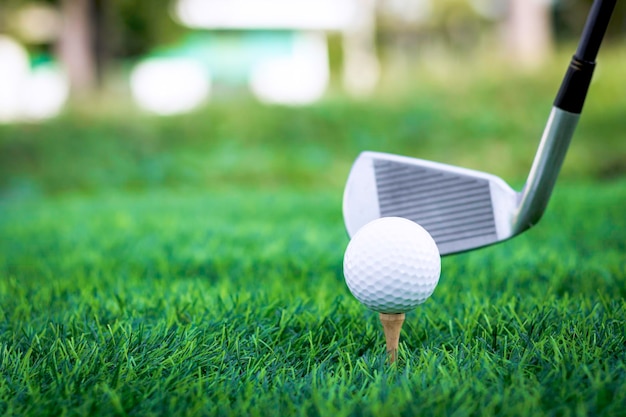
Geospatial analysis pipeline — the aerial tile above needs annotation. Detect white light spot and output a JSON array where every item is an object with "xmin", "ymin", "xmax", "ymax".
[
  {"xmin": 174, "ymin": 0, "xmax": 357, "ymax": 30},
  {"xmin": 0, "ymin": 36, "xmax": 30, "ymax": 122},
  {"xmin": 249, "ymin": 32, "xmax": 329, "ymax": 105},
  {"xmin": 21, "ymin": 65, "xmax": 69, "ymax": 120},
  {"xmin": 130, "ymin": 58, "xmax": 211, "ymax": 115}
]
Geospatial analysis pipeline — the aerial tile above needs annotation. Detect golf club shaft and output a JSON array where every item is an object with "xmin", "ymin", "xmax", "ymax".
[
  {"xmin": 515, "ymin": 0, "xmax": 615, "ymax": 232},
  {"xmin": 555, "ymin": 0, "xmax": 616, "ymax": 114}
]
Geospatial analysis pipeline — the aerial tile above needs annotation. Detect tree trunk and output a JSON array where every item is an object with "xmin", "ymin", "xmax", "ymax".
[
  {"xmin": 58, "ymin": 0, "xmax": 96, "ymax": 96},
  {"xmin": 503, "ymin": 0, "xmax": 553, "ymax": 69},
  {"xmin": 342, "ymin": 0, "xmax": 380, "ymax": 96}
]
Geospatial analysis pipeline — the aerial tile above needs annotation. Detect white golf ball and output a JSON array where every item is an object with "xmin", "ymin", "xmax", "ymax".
[{"xmin": 343, "ymin": 217, "xmax": 441, "ymax": 313}]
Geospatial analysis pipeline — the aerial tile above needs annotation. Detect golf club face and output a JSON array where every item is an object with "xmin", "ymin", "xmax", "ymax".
[{"xmin": 343, "ymin": 151, "xmax": 519, "ymax": 255}]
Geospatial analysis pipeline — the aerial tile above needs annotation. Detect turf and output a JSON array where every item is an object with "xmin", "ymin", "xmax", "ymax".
[
  {"xmin": 1, "ymin": 181, "xmax": 625, "ymax": 416},
  {"xmin": 1, "ymin": 48, "xmax": 626, "ymax": 416}
]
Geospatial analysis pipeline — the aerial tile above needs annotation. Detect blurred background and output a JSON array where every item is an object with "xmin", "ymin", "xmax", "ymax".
[{"xmin": 0, "ymin": 0, "xmax": 625, "ymax": 197}]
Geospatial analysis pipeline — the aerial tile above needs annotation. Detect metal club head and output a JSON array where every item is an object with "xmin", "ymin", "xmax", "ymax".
[
  {"xmin": 343, "ymin": 152, "xmax": 518, "ymax": 255},
  {"xmin": 343, "ymin": 108, "xmax": 580, "ymax": 255}
]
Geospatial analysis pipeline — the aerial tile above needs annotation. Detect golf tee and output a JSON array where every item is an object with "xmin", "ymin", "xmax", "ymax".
[{"xmin": 379, "ymin": 312, "xmax": 405, "ymax": 364}]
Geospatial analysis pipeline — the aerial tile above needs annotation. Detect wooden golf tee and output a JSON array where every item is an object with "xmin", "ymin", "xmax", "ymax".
[{"xmin": 379, "ymin": 312, "xmax": 405, "ymax": 364}]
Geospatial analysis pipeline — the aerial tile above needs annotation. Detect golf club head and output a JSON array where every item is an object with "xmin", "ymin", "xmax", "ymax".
[
  {"xmin": 343, "ymin": 151, "xmax": 520, "ymax": 255},
  {"xmin": 342, "ymin": 107, "xmax": 581, "ymax": 255}
]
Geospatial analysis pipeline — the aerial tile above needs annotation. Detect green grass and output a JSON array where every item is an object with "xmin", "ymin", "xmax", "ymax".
[
  {"xmin": 2, "ymin": 182, "xmax": 625, "ymax": 416},
  {"xmin": 1, "ymin": 48, "xmax": 626, "ymax": 415}
]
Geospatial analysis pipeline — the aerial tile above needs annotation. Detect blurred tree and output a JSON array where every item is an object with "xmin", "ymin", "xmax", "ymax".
[
  {"xmin": 377, "ymin": 0, "xmax": 623, "ymax": 75},
  {"xmin": 106, "ymin": 0, "xmax": 183, "ymax": 59},
  {"xmin": 0, "ymin": 0, "xmax": 181, "ymax": 96},
  {"xmin": 58, "ymin": 0, "xmax": 96, "ymax": 95},
  {"xmin": 1, "ymin": 0, "xmax": 622, "ymax": 97},
  {"xmin": 554, "ymin": 0, "xmax": 625, "ymax": 41},
  {"xmin": 64, "ymin": 0, "xmax": 183, "ymax": 94},
  {"xmin": 502, "ymin": 0, "xmax": 553, "ymax": 69}
]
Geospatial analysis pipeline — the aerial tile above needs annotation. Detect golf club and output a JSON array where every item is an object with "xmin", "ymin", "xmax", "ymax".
[{"xmin": 343, "ymin": 0, "xmax": 616, "ymax": 255}]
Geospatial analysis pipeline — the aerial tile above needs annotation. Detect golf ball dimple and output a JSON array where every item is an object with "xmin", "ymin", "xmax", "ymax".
[{"xmin": 343, "ymin": 217, "xmax": 441, "ymax": 313}]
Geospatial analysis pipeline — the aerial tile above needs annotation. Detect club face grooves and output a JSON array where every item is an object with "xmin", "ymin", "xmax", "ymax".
[{"xmin": 373, "ymin": 158, "xmax": 498, "ymax": 254}]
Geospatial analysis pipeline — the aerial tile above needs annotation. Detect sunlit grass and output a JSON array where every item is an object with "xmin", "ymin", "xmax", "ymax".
[{"xmin": 1, "ymin": 181, "xmax": 626, "ymax": 416}]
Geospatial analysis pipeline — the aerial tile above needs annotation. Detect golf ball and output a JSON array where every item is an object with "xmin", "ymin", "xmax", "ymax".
[{"xmin": 343, "ymin": 217, "xmax": 441, "ymax": 313}]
